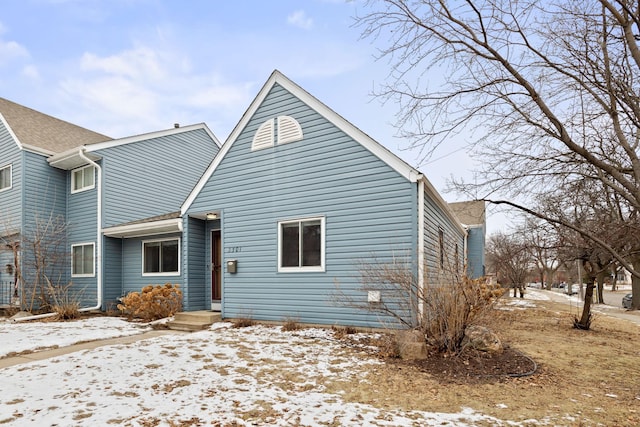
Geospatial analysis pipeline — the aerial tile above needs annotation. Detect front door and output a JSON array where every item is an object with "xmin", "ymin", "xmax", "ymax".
[{"xmin": 211, "ymin": 230, "xmax": 222, "ymax": 310}]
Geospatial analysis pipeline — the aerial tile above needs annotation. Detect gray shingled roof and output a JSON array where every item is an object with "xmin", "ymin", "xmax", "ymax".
[
  {"xmin": 0, "ymin": 97, "xmax": 111, "ymax": 153},
  {"xmin": 449, "ymin": 200, "xmax": 486, "ymax": 226}
]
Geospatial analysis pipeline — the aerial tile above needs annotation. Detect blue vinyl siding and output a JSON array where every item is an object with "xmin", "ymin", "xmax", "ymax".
[
  {"xmin": 188, "ymin": 83, "xmax": 416, "ymax": 328},
  {"xmin": 120, "ymin": 233, "xmax": 184, "ymax": 295},
  {"xmin": 20, "ymin": 152, "xmax": 69, "ymax": 295},
  {"xmin": 183, "ymin": 217, "xmax": 207, "ymax": 310},
  {"xmin": 66, "ymin": 163, "xmax": 98, "ymax": 306},
  {"xmin": 0, "ymin": 121, "xmax": 22, "ymax": 233},
  {"xmin": 466, "ymin": 225, "xmax": 486, "ymax": 278},
  {"xmin": 103, "ymin": 236, "xmax": 123, "ymax": 309},
  {"xmin": 422, "ymin": 192, "xmax": 465, "ymax": 283},
  {"xmin": 97, "ymin": 128, "xmax": 218, "ymax": 228}
]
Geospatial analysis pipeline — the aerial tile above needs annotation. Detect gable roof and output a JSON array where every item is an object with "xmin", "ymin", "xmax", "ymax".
[
  {"xmin": 182, "ymin": 70, "xmax": 424, "ymax": 214},
  {"xmin": 449, "ymin": 200, "xmax": 486, "ymax": 227},
  {"xmin": 48, "ymin": 123, "xmax": 221, "ymax": 170},
  {"xmin": 0, "ymin": 97, "xmax": 111, "ymax": 155}
]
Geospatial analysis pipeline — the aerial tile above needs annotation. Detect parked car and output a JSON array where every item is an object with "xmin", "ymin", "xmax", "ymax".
[{"xmin": 622, "ymin": 293, "xmax": 633, "ymax": 309}]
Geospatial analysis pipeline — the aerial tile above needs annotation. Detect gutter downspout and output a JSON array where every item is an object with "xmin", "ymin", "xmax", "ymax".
[
  {"xmin": 14, "ymin": 149, "xmax": 102, "ymax": 322},
  {"xmin": 417, "ymin": 176, "xmax": 425, "ymax": 323},
  {"xmin": 77, "ymin": 149, "xmax": 103, "ymax": 313}
]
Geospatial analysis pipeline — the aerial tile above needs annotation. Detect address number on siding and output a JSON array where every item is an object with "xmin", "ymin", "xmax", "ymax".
[{"xmin": 225, "ymin": 246, "xmax": 242, "ymax": 253}]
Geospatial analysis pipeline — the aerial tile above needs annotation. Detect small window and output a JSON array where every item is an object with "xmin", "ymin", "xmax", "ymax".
[
  {"xmin": 71, "ymin": 165, "xmax": 95, "ymax": 193},
  {"xmin": 278, "ymin": 217, "xmax": 325, "ymax": 272},
  {"xmin": 143, "ymin": 238, "xmax": 180, "ymax": 276},
  {"xmin": 72, "ymin": 243, "xmax": 95, "ymax": 277},
  {"xmin": 0, "ymin": 164, "xmax": 12, "ymax": 192}
]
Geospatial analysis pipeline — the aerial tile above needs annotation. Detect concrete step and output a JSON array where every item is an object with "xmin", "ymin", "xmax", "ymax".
[{"xmin": 168, "ymin": 311, "xmax": 221, "ymax": 332}]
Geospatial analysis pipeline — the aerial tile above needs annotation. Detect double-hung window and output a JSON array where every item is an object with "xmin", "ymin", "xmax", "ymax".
[
  {"xmin": 72, "ymin": 243, "xmax": 95, "ymax": 277},
  {"xmin": 143, "ymin": 238, "xmax": 180, "ymax": 276},
  {"xmin": 0, "ymin": 165, "xmax": 11, "ymax": 192},
  {"xmin": 71, "ymin": 165, "xmax": 95, "ymax": 193},
  {"xmin": 278, "ymin": 217, "xmax": 325, "ymax": 272}
]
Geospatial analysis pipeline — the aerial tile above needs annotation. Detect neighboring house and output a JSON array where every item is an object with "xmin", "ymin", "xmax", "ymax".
[
  {"xmin": 0, "ymin": 97, "xmax": 221, "ymax": 309},
  {"xmin": 449, "ymin": 200, "xmax": 486, "ymax": 279},
  {"xmin": 177, "ymin": 70, "xmax": 473, "ymax": 328}
]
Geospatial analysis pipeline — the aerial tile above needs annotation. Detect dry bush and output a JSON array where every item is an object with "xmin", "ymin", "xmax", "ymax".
[
  {"xmin": 331, "ymin": 325, "xmax": 357, "ymax": 340},
  {"xmin": 281, "ymin": 317, "xmax": 302, "ymax": 331},
  {"xmin": 334, "ymin": 256, "xmax": 506, "ymax": 354},
  {"xmin": 117, "ymin": 283, "xmax": 182, "ymax": 322},
  {"xmin": 232, "ymin": 317, "xmax": 256, "ymax": 328},
  {"xmin": 46, "ymin": 278, "xmax": 83, "ymax": 320},
  {"xmin": 422, "ymin": 277, "xmax": 505, "ymax": 353}
]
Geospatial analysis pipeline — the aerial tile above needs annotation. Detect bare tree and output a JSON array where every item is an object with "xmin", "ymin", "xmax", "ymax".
[
  {"xmin": 486, "ymin": 231, "xmax": 530, "ymax": 297},
  {"xmin": 357, "ymin": 0, "xmax": 640, "ymax": 305},
  {"xmin": 523, "ymin": 219, "xmax": 561, "ymax": 291}
]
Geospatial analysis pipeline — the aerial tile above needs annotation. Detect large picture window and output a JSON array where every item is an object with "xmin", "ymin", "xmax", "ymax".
[
  {"xmin": 0, "ymin": 165, "xmax": 11, "ymax": 192},
  {"xmin": 278, "ymin": 217, "xmax": 325, "ymax": 272},
  {"xmin": 72, "ymin": 243, "xmax": 95, "ymax": 277},
  {"xmin": 143, "ymin": 238, "xmax": 180, "ymax": 276},
  {"xmin": 71, "ymin": 165, "xmax": 95, "ymax": 193}
]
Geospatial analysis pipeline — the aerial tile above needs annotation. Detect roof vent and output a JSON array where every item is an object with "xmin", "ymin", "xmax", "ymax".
[
  {"xmin": 252, "ymin": 119, "xmax": 275, "ymax": 151},
  {"xmin": 277, "ymin": 115, "xmax": 303, "ymax": 145},
  {"xmin": 174, "ymin": 123, "xmax": 180, "ymax": 128}
]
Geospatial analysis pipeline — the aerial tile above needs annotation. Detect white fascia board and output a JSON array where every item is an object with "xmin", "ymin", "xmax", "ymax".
[
  {"xmin": 21, "ymin": 143, "xmax": 54, "ymax": 156},
  {"xmin": 0, "ymin": 112, "xmax": 24, "ymax": 151},
  {"xmin": 103, "ymin": 218, "xmax": 182, "ymax": 239},
  {"xmin": 182, "ymin": 70, "xmax": 420, "ymax": 215},
  {"xmin": 182, "ymin": 74, "xmax": 281, "ymax": 215},
  {"xmin": 85, "ymin": 123, "xmax": 220, "ymax": 152},
  {"xmin": 271, "ymin": 71, "xmax": 420, "ymax": 182},
  {"xmin": 47, "ymin": 148, "xmax": 101, "ymax": 170},
  {"xmin": 419, "ymin": 174, "xmax": 467, "ymax": 236}
]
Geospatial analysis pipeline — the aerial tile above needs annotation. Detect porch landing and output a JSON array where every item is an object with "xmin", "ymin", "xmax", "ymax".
[{"xmin": 168, "ymin": 311, "xmax": 221, "ymax": 332}]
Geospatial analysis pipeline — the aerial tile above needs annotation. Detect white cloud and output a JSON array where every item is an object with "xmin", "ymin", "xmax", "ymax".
[
  {"xmin": 80, "ymin": 45, "xmax": 165, "ymax": 80},
  {"xmin": 0, "ymin": 39, "xmax": 29, "ymax": 65},
  {"xmin": 22, "ymin": 65, "xmax": 40, "ymax": 80},
  {"xmin": 287, "ymin": 10, "xmax": 313, "ymax": 30},
  {"xmin": 57, "ymin": 44, "xmax": 255, "ymax": 138}
]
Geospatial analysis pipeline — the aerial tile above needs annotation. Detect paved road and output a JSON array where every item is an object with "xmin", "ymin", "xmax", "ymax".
[{"xmin": 527, "ymin": 288, "xmax": 640, "ymax": 326}]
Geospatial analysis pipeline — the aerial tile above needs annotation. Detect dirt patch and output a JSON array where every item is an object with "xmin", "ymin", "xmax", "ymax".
[
  {"xmin": 410, "ymin": 345, "xmax": 537, "ymax": 384},
  {"xmin": 332, "ymin": 297, "xmax": 640, "ymax": 425}
]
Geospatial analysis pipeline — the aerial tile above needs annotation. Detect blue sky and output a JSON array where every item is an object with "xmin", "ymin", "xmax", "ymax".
[{"xmin": 0, "ymin": 0, "xmax": 504, "ymax": 230}]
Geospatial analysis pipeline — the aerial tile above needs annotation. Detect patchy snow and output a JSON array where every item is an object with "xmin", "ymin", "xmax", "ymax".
[
  {"xmin": 0, "ymin": 316, "xmax": 150, "ymax": 358},
  {"xmin": 0, "ymin": 317, "xmax": 531, "ymax": 426}
]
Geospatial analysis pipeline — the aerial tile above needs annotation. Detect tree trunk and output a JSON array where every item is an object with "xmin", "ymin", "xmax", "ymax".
[
  {"xmin": 576, "ymin": 260, "xmax": 595, "ymax": 330},
  {"xmin": 596, "ymin": 271, "xmax": 606, "ymax": 304},
  {"xmin": 632, "ymin": 256, "xmax": 640, "ymax": 310}
]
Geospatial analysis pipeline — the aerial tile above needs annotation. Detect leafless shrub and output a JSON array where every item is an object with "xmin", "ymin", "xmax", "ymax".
[
  {"xmin": 46, "ymin": 278, "xmax": 84, "ymax": 320},
  {"xmin": 334, "ymin": 256, "xmax": 505, "ymax": 354},
  {"xmin": 281, "ymin": 316, "xmax": 302, "ymax": 331}
]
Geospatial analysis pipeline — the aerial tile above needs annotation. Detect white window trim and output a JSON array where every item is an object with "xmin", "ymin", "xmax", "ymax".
[
  {"xmin": 71, "ymin": 242, "xmax": 95, "ymax": 278},
  {"xmin": 142, "ymin": 237, "xmax": 181, "ymax": 277},
  {"xmin": 0, "ymin": 164, "xmax": 12, "ymax": 192},
  {"xmin": 277, "ymin": 216, "xmax": 325, "ymax": 273},
  {"xmin": 71, "ymin": 165, "xmax": 95, "ymax": 194}
]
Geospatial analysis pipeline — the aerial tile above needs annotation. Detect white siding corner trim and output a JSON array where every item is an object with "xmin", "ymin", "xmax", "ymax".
[
  {"xmin": 252, "ymin": 119, "xmax": 275, "ymax": 151},
  {"xmin": 277, "ymin": 115, "xmax": 303, "ymax": 145}
]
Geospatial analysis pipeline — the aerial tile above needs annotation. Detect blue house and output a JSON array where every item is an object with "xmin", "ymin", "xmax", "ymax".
[
  {"xmin": 178, "ymin": 71, "xmax": 473, "ymax": 328},
  {"xmin": 0, "ymin": 97, "xmax": 220, "ymax": 310},
  {"xmin": 449, "ymin": 201, "xmax": 486, "ymax": 279},
  {"xmin": 1, "ymin": 72, "xmax": 485, "ymax": 329}
]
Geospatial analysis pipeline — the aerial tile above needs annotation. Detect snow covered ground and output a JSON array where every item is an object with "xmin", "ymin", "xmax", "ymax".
[{"xmin": 0, "ymin": 317, "xmax": 526, "ymax": 426}]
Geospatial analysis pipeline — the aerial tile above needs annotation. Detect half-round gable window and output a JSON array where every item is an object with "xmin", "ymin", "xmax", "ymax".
[
  {"xmin": 277, "ymin": 115, "xmax": 303, "ymax": 145},
  {"xmin": 252, "ymin": 119, "xmax": 275, "ymax": 151}
]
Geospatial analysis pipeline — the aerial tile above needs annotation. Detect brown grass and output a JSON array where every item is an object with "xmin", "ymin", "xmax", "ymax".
[{"xmin": 334, "ymin": 297, "xmax": 640, "ymax": 425}]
